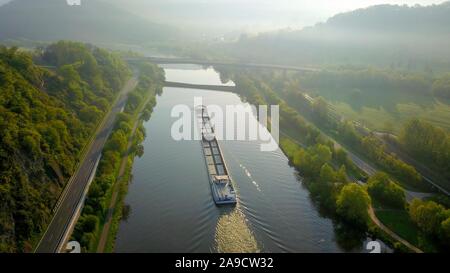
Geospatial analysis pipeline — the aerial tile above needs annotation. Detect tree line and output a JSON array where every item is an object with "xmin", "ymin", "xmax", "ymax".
[
  {"xmin": 220, "ymin": 69, "xmax": 373, "ymax": 234},
  {"xmin": 216, "ymin": 67, "xmax": 450, "ymax": 251},
  {"xmin": 223, "ymin": 68, "xmax": 426, "ymax": 190},
  {"xmin": 71, "ymin": 61, "xmax": 164, "ymax": 252},
  {"xmin": 400, "ymin": 119, "xmax": 450, "ymax": 184},
  {"xmin": 0, "ymin": 41, "xmax": 130, "ymax": 252}
]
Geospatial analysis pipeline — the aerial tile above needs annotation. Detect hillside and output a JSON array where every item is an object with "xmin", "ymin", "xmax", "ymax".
[
  {"xmin": 0, "ymin": 0, "xmax": 174, "ymax": 44},
  {"xmin": 225, "ymin": 2, "xmax": 450, "ymax": 69},
  {"xmin": 0, "ymin": 42, "xmax": 130, "ymax": 252},
  {"xmin": 319, "ymin": 2, "xmax": 450, "ymax": 33}
]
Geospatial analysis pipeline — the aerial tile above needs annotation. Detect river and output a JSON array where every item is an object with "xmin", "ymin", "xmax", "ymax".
[{"xmin": 114, "ymin": 64, "xmax": 378, "ymax": 253}]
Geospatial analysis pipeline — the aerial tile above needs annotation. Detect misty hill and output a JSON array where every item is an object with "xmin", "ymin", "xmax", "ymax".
[
  {"xmin": 300, "ymin": 2, "xmax": 450, "ymax": 44},
  {"xmin": 0, "ymin": 0, "xmax": 175, "ymax": 44},
  {"xmin": 229, "ymin": 2, "xmax": 450, "ymax": 69},
  {"xmin": 319, "ymin": 2, "xmax": 450, "ymax": 33}
]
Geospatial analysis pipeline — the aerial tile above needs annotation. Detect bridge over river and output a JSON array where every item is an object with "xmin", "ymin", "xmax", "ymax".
[
  {"xmin": 164, "ymin": 81, "xmax": 236, "ymax": 92},
  {"xmin": 126, "ymin": 56, "xmax": 320, "ymax": 73}
]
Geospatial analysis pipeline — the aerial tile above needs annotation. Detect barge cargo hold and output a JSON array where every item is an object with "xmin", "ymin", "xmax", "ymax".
[{"xmin": 196, "ymin": 106, "xmax": 237, "ymax": 205}]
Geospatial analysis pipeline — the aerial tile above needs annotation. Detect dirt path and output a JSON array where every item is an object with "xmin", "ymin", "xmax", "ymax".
[
  {"xmin": 368, "ymin": 206, "xmax": 423, "ymax": 253},
  {"xmin": 96, "ymin": 119, "xmax": 140, "ymax": 253},
  {"xmin": 96, "ymin": 88, "xmax": 156, "ymax": 253}
]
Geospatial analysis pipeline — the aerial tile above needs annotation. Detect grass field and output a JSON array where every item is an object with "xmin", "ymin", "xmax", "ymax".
[
  {"xmin": 332, "ymin": 101, "xmax": 450, "ymax": 133},
  {"xmin": 306, "ymin": 87, "xmax": 450, "ymax": 133},
  {"xmin": 375, "ymin": 209, "xmax": 437, "ymax": 252},
  {"xmin": 375, "ymin": 210, "xmax": 419, "ymax": 246}
]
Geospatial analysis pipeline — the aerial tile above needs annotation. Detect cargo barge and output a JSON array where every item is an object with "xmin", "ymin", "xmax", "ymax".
[{"xmin": 196, "ymin": 106, "xmax": 237, "ymax": 205}]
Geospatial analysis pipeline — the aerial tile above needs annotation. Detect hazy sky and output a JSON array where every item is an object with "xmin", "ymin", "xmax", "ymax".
[
  {"xmin": 0, "ymin": 0, "xmax": 446, "ymax": 31},
  {"xmin": 107, "ymin": 0, "xmax": 447, "ymax": 31}
]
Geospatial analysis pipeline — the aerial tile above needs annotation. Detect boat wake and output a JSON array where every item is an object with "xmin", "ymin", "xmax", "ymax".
[
  {"xmin": 239, "ymin": 164, "xmax": 262, "ymax": 192},
  {"xmin": 214, "ymin": 206, "xmax": 260, "ymax": 253}
]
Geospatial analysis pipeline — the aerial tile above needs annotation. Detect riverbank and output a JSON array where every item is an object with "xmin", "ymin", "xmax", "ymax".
[
  {"xmin": 99, "ymin": 84, "xmax": 161, "ymax": 253},
  {"xmin": 279, "ymin": 130, "xmax": 426, "ymax": 252},
  {"xmin": 210, "ymin": 67, "xmax": 427, "ymax": 252},
  {"xmin": 96, "ymin": 118, "xmax": 140, "ymax": 252},
  {"xmin": 114, "ymin": 71, "xmax": 347, "ymax": 252},
  {"xmin": 70, "ymin": 62, "xmax": 164, "ymax": 252},
  {"xmin": 279, "ymin": 137, "xmax": 412, "ymax": 252}
]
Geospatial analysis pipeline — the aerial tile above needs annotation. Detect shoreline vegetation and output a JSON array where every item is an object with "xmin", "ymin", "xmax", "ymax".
[
  {"xmin": 1, "ymin": 0, "xmax": 450, "ymax": 255},
  {"xmin": 0, "ymin": 42, "xmax": 131, "ymax": 252},
  {"xmin": 70, "ymin": 61, "xmax": 164, "ymax": 253},
  {"xmin": 2, "ymin": 40, "xmax": 448, "ymax": 252},
  {"xmin": 214, "ymin": 67, "xmax": 450, "ymax": 252}
]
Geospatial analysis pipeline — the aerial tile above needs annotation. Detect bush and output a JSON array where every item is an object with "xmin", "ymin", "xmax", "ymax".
[
  {"xmin": 409, "ymin": 199, "xmax": 450, "ymax": 247},
  {"xmin": 440, "ymin": 218, "xmax": 450, "ymax": 242},
  {"xmin": 82, "ymin": 215, "xmax": 99, "ymax": 233},
  {"xmin": 367, "ymin": 172, "xmax": 406, "ymax": 209},
  {"xmin": 81, "ymin": 232, "xmax": 95, "ymax": 250}
]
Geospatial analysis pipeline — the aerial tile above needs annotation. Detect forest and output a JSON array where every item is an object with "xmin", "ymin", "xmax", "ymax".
[
  {"xmin": 0, "ymin": 41, "xmax": 130, "ymax": 252},
  {"xmin": 216, "ymin": 67, "xmax": 450, "ymax": 251}
]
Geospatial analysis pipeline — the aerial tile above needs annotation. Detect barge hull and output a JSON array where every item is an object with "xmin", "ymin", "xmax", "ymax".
[{"xmin": 197, "ymin": 106, "xmax": 237, "ymax": 205}]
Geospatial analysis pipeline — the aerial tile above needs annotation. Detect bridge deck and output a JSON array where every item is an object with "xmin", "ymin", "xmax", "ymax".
[
  {"xmin": 126, "ymin": 57, "xmax": 320, "ymax": 73},
  {"xmin": 164, "ymin": 81, "xmax": 236, "ymax": 92}
]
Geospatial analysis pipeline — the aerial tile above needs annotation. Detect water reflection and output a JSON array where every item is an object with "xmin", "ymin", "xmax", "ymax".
[{"xmin": 163, "ymin": 66, "xmax": 235, "ymax": 86}]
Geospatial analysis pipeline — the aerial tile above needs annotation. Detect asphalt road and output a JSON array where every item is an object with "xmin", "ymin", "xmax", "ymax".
[{"xmin": 35, "ymin": 76, "xmax": 138, "ymax": 253}]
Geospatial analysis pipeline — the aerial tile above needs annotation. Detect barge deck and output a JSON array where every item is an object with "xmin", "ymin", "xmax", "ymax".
[{"xmin": 196, "ymin": 106, "xmax": 237, "ymax": 205}]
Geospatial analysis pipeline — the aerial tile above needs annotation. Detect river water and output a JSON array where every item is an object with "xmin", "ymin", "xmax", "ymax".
[{"xmin": 114, "ymin": 64, "xmax": 376, "ymax": 253}]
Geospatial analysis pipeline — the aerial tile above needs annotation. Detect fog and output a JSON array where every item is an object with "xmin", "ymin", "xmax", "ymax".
[
  {"xmin": 108, "ymin": 0, "xmax": 445, "ymax": 32},
  {"xmin": 0, "ymin": 0, "xmax": 445, "ymax": 33},
  {"xmin": 0, "ymin": 0, "xmax": 448, "ymax": 65}
]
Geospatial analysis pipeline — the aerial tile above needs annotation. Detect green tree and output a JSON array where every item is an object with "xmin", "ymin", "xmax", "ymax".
[
  {"xmin": 81, "ymin": 232, "xmax": 95, "ymax": 250},
  {"xmin": 306, "ymin": 144, "xmax": 332, "ymax": 176},
  {"xmin": 106, "ymin": 130, "xmax": 128, "ymax": 154},
  {"xmin": 336, "ymin": 184, "xmax": 371, "ymax": 228},
  {"xmin": 81, "ymin": 215, "xmax": 99, "ymax": 233},
  {"xmin": 335, "ymin": 165, "xmax": 348, "ymax": 184},
  {"xmin": 367, "ymin": 172, "xmax": 406, "ymax": 209},
  {"xmin": 409, "ymin": 199, "xmax": 447, "ymax": 235},
  {"xmin": 400, "ymin": 119, "xmax": 450, "ymax": 182},
  {"xmin": 334, "ymin": 148, "xmax": 348, "ymax": 165},
  {"xmin": 320, "ymin": 163, "xmax": 336, "ymax": 183},
  {"xmin": 441, "ymin": 217, "xmax": 450, "ymax": 243},
  {"xmin": 80, "ymin": 105, "xmax": 102, "ymax": 123},
  {"xmin": 125, "ymin": 91, "xmax": 143, "ymax": 113},
  {"xmin": 312, "ymin": 97, "xmax": 329, "ymax": 122}
]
